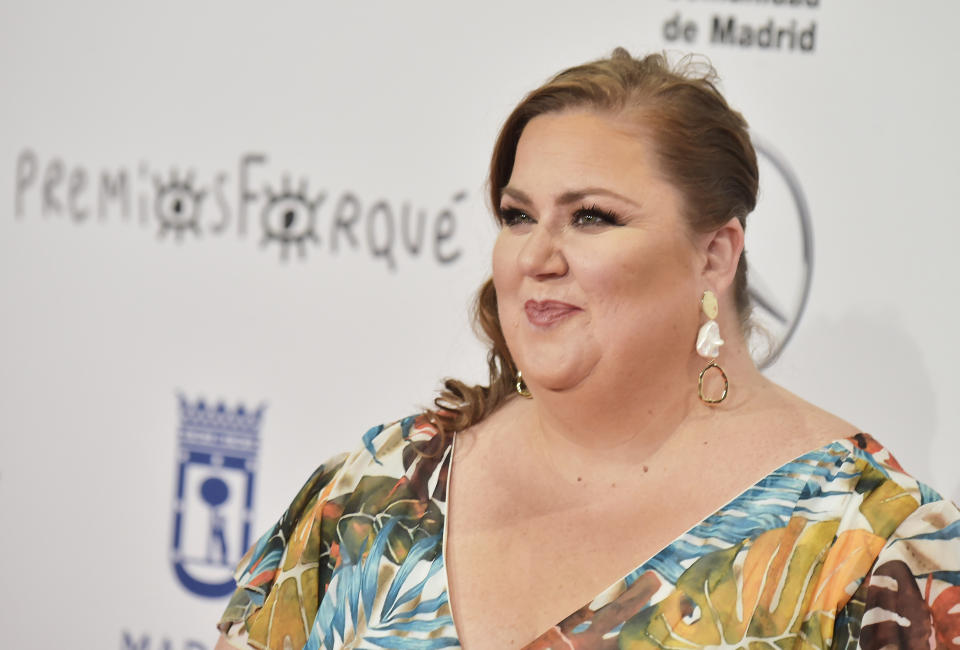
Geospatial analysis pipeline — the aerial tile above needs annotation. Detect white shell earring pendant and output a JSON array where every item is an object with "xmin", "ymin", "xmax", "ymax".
[
  {"xmin": 696, "ymin": 320, "xmax": 724, "ymax": 358},
  {"xmin": 696, "ymin": 290, "xmax": 724, "ymax": 359}
]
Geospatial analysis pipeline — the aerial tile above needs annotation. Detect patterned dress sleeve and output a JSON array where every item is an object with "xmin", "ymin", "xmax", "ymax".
[
  {"xmin": 217, "ymin": 452, "xmax": 349, "ymax": 650},
  {"xmin": 832, "ymin": 490, "xmax": 960, "ymax": 649}
]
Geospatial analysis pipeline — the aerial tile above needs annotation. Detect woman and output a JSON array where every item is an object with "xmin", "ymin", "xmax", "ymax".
[{"xmin": 216, "ymin": 49, "xmax": 960, "ymax": 649}]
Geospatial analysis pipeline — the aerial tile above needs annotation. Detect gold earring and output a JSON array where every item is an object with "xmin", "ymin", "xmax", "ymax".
[
  {"xmin": 696, "ymin": 290, "xmax": 728, "ymax": 405},
  {"xmin": 516, "ymin": 370, "xmax": 532, "ymax": 399},
  {"xmin": 698, "ymin": 360, "xmax": 729, "ymax": 404}
]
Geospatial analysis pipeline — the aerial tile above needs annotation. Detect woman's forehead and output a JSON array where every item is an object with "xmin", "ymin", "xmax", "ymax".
[{"xmin": 508, "ymin": 110, "xmax": 673, "ymax": 202}]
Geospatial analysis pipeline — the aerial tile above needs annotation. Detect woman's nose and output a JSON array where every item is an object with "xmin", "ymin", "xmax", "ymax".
[{"xmin": 518, "ymin": 225, "xmax": 568, "ymax": 279}]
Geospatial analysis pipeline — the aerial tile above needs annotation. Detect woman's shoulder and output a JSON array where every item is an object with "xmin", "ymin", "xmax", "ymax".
[
  {"xmin": 824, "ymin": 434, "xmax": 960, "ymax": 648},
  {"xmin": 217, "ymin": 413, "xmax": 451, "ymax": 647},
  {"xmin": 739, "ymin": 382, "xmax": 950, "ymax": 537},
  {"xmin": 792, "ymin": 428, "xmax": 957, "ymax": 561},
  {"xmin": 248, "ymin": 414, "xmax": 447, "ymax": 535},
  {"xmin": 831, "ymin": 432, "xmax": 944, "ymax": 504},
  {"xmin": 768, "ymin": 385, "xmax": 950, "ymax": 509},
  {"xmin": 244, "ymin": 411, "xmax": 449, "ymax": 556},
  {"xmin": 757, "ymin": 381, "xmax": 860, "ymax": 445}
]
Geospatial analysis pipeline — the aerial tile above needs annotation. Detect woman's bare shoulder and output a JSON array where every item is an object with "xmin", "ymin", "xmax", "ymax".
[
  {"xmin": 454, "ymin": 395, "xmax": 526, "ymax": 445},
  {"xmin": 757, "ymin": 381, "xmax": 861, "ymax": 448}
]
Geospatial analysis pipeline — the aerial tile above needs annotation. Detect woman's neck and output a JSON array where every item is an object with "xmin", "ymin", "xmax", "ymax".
[{"xmin": 516, "ymin": 327, "xmax": 768, "ymax": 477}]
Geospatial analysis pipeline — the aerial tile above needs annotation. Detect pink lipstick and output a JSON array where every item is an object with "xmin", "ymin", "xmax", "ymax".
[{"xmin": 524, "ymin": 300, "xmax": 581, "ymax": 327}]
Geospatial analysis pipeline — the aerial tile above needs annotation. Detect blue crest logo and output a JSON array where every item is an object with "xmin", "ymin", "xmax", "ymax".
[{"xmin": 170, "ymin": 395, "xmax": 265, "ymax": 597}]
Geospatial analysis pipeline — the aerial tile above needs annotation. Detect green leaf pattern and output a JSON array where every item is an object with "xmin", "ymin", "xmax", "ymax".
[{"xmin": 219, "ymin": 421, "xmax": 960, "ymax": 649}]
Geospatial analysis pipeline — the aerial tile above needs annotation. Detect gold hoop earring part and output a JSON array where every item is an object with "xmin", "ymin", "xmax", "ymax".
[
  {"xmin": 516, "ymin": 370, "xmax": 532, "ymax": 399},
  {"xmin": 698, "ymin": 360, "xmax": 728, "ymax": 405}
]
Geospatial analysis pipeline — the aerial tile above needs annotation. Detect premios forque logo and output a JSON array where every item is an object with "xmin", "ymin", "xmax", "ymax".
[
  {"xmin": 746, "ymin": 139, "xmax": 814, "ymax": 367},
  {"xmin": 171, "ymin": 395, "xmax": 265, "ymax": 598},
  {"xmin": 13, "ymin": 150, "xmax": 465, "ymax": 269}
]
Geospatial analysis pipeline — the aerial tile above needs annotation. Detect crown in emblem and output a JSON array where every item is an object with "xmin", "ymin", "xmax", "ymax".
[{"xmin": 178, "ymin": 395, "xmax": 265, "ymax": 456}]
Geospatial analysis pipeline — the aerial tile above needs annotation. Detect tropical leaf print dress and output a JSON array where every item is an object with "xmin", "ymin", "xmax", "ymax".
[{"xmin": 218, "ymin": 415, "xmax": 960, "ymax": 649}]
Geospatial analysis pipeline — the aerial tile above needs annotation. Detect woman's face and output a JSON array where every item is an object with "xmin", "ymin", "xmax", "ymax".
[{"xmin": 492, "ymin": 109, "xmax": 704, "ymax": 394}]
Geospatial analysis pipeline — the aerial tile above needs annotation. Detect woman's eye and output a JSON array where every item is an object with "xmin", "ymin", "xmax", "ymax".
[
  {"xmin": 499, "ymin": 207, "xmax": 534, "ymax": 227},
  {"xmin": 573, "ymin": 212, "xmax": 603, "ymax": 225},
  {"xmin": 573, "ymin": 206, "xmax": 619, "ymax": 227}
]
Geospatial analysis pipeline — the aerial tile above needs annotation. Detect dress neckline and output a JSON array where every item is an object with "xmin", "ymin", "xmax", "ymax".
[{"xmin": 438, "ymin": 429, "xmax": 874, "ymax": 648}]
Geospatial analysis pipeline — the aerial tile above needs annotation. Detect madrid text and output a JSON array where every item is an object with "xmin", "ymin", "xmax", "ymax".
[
  {"xmin": 121, "ymin": 630, "xmax": 206, "ymax": 650},
  {"xmin": 663, "ymin": 12, "xmax": 817, "ymax": 52}
]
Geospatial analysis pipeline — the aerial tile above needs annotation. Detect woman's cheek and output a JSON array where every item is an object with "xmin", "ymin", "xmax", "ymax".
[{"xmin": 491, "ymin": 234, "xmax": 519, "ymax": 289}]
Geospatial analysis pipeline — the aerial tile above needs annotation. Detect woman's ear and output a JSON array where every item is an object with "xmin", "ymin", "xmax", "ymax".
[{"xmin": 699, "ymin": 217, "xmax": 744, "ymax": 292}]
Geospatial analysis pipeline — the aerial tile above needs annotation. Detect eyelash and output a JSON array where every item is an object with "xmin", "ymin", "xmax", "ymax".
[
  {"xmin": 573, "ymin": 204, "xmax": 622, "ymax": 227},
  {"xmin": 498, "ymin": 204, "xmax": 623, "ymax": 228}
]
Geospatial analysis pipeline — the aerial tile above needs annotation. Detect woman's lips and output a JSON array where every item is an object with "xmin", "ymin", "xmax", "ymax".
[{"xmin": 524, "ymin": 300, "xmax": 581, "ymax": 327}]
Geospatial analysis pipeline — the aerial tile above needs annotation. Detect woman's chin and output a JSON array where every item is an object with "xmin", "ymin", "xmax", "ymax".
[{"xmin": 523, "ymin": 366, "xmax": 594, "ymax": 394}]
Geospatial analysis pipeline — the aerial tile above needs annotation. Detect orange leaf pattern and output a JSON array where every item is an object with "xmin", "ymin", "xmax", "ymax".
[{"xmin": 216, "ymin": 420, "xmax": 960, "ymax": 649}]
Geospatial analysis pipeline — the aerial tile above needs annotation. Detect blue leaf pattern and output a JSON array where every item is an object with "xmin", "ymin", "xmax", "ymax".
[{"xmin": 219, "ymin": 420, "xmax": 960, "ymax": 650}]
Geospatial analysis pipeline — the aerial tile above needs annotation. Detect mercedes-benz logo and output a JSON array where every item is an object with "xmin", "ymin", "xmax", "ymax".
[{"xmin": 745, "ymin": 139, "xmax": 814, "ymax": 368}]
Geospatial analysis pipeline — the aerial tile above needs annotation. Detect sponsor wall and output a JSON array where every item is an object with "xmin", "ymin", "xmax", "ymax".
[{"xmin": 1, "ymin": 1, "xmax": 957, "ymax": 647}]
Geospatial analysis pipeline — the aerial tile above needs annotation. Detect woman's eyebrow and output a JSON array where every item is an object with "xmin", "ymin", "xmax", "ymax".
[
  {"xmin": 500, "ymin": 186, "xmax": 531, "ymax": 204},
  {"xmin": 501, "ymin": 185, "xmax": 640, "ymax": 209},
  {"xmin": 557, "ymin": 188, "xmax": 641, "ymax": 208}
]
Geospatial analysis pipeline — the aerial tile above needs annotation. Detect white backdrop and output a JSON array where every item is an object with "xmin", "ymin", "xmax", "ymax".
[{"xmin": 1, "ymin": 1, "xmax": 958, "ymax": 648}]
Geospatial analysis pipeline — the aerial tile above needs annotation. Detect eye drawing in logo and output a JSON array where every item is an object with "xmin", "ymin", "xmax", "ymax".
[
  {"xmin": 170, "ymin": 395, "xmax": 264, "ymax": 598},
  {"xmin": 154, "ymin": 170, "xmax": 206, "ymax": 240},
  {"xmin": 260, "ymin": 176, "xmax": 323, "ymax": 260},
  {"xmin": 745, "ymin": 139, "xmax": 814, "ymax": 368}
]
